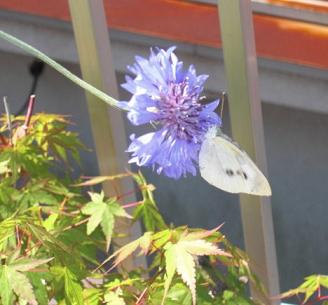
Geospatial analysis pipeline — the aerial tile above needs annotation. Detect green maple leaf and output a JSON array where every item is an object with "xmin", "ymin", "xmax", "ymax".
[
  {"xmin": 82, "ymin": 191, "xmax": 131, "ymax": 251},
  {"xmin": 42, "ymin": 213, "xmax": 59, "ymax": 231},
  {"xmin": 82, "ymin": 288, "xmax": 101, "ymax": 305},
  {"xmin": 9, "ymin": 257, "xmax": 53, "ymax": 272},
  {"xmin": 64, "ymin": 268, "xmax": 84, "ymax": 305},
  {"xmin": 51, "ymin": 266, "xmax": 84, "ymax": 305},
  {"xmin": 281, "ymin": 275, "xmax": 328, "ymax": 304},
  {"xmin": 0, "ymin": 159, "xmax": 10, "ymax": 174},
  {"xmin": 104, "ymin": 289, "xmax": 126, "ymax": 305},
  {"xmin": 162, "ymin": 242, "xmax": 177, "ymax": 305},
  {"xmin": 0, "ymin": 265, "xmax": 13, "ymax": 305},
  {"xmin": 9, "ymin": 269, "xmax": 35, "ymax": 303},
  {"xmin": 0, "ymin": 257, "xmax": 51, "ymax": 305},
  {"xmin": 28, "ymin": 272, "xmax": 49, "ymax": 305},
  {"xmin": 97, "ymin": 232, "xmax": 155, "ymax": 272},
  {"xmin": 163, "ymin": 232, "xmax": 230, "ymax": 305},
  {"xmin": 163, "ymin": 242, "xmax": 196, "ymax": 305}
]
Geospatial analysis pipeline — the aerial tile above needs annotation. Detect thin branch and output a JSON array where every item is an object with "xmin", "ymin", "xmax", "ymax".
[
  {"xmin": 122, "ymin": 201, "xmax": 143, "ymax": 209},
  {"xmin": 62, "ymin": 218, "xmax": 89, "ymax": 232},
  {"xmin": 23, "ymin": 95, "xmax": 36, "ymax": 129},
  {"xmin": 3, "ymin": 96, "xmax": 12, "ymax": 144},
  {"xmin": 15, "ymin": 225, "xmax": 21, "ymax": 248}
]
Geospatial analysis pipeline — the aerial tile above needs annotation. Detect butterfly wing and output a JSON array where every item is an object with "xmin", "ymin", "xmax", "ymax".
[{"xmin": 199, "ymin": 135, "xmax": 271, "ymax": 196}]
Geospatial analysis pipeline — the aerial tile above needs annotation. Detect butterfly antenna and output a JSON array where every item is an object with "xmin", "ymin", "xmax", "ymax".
[
  {"xmin": 219, "ymin": 91, "xmax": 226, "ymax": 120},
  {"xmin": 3, "ymin": 96, "xmax": 12, "ymax": 144}
]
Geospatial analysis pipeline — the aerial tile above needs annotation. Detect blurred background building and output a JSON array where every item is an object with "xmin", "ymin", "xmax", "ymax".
[{"xmin": 0, "ymin": 0, "xmax": 327, "ymax": 292}]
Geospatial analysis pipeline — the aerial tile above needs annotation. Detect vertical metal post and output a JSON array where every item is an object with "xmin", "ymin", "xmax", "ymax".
[
  {"xmin": 218, "ymin": 1, "xmax": 280, "ymax": 304},
  {"xmin": 68, "ymin": 0, "xmax": 139, "ymax": 270}
]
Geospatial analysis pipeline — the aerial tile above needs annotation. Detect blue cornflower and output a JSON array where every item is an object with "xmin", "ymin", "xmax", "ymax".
[{"xmin": 120, "ymin": 47, "xmax": 221, "ymax": 179}]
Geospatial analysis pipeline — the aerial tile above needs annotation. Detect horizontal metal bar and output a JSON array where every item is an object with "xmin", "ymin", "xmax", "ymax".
[{"xmin": 191, "ymin": 0, "xmax": 328, "ymax": 25}]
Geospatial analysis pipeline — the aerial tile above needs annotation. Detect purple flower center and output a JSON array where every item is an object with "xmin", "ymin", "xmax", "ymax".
[{"xmin": 158, "ymin": 82, "xmax": 203, "ymax": 144}]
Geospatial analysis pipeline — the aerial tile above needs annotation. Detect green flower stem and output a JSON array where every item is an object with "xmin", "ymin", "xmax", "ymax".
[{"xmin": 0, "ymin": 30, "xmax": 123, "ymax": 111}]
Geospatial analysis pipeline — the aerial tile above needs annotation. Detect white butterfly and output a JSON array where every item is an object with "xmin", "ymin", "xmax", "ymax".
[{"xmin": 199, "ymin": 127, "xmax": 272, "ymax": 196}]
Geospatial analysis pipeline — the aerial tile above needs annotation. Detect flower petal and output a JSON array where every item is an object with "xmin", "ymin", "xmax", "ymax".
[{"xmin": 121, "ymin": 46, "xmax": 222, "ymax": 179}]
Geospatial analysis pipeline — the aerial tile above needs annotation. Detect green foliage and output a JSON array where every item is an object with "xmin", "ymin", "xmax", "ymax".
[
  {"xmin": 131, "ymin": 172, "xmax": 166, "ymax": 232},
  {"xmin": 281, "ymin": 275, "xmax": 328, "ymax": 305},
  {"xmin": 82, "ymin": 191, "xmax": 131, "ymax": 251},
  {"xmin": 0, "ymin": 112, "xmax": 262, "ymax": 305}
]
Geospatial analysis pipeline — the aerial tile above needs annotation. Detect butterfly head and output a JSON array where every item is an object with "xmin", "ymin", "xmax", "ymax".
[{"xmin": 204, "ymin": 125, "xmax": 222, "ymax": 140}]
